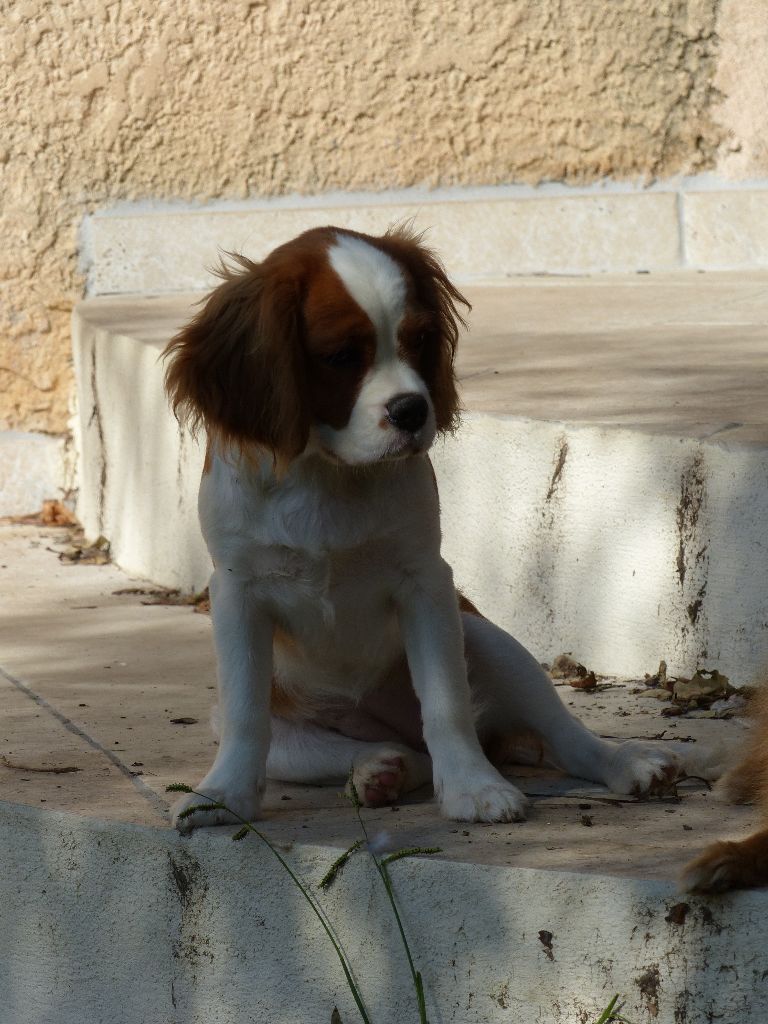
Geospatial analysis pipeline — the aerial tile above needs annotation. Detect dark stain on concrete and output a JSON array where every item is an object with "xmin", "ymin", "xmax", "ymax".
[
  {"xmin": 538, "ymin": 929, "xmax": 555, "ymax": 961},
  {"xmin": 176, "ymin": 421, "xmax": 186, "ymax": 511},
  {"xmin": 546, "ymin": 438, "xmax": 569, "ymax": 503},
  {"xmin": 665, "ymin": 902, "xmax": 690, "ymax": 926},
  {"xmin": 687, "ymin": 582, "xmax": 707, "ymax": 625},
  {"xmin": 676, "ymin": 455, "xmax": 706, "ymax": 589},
  {"xmin": 87, "ymin": 343, "xmax": 108, "ymax": 531},
  {"xmin": 169, "ymin": 850, "xmax": 211, "ymax": 972},
  {"xmin": 636, "ymin": 964, "xmax": 661, "ymax": 1018}
]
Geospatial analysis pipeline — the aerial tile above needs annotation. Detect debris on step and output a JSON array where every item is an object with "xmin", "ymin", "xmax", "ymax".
[
  {"xmin": 112, "ymin": 585, "xmax": 210, "ymax": 613},
  {"xmin": 550, "ymin": 653, "xmax": 588, "ymax": 679},
  {"xmin": 549, "ymin": 654, "xmax": 611, "ymax": 692},
  {"xmin": 3, "ymin": 499, "xmax": 78, "ymax": 528},
  {"xmin": 56, "ymin": 532, "xmax": 111, "ymax": 565},
  {"xmin": 632, "ymin": 662, "xmax": 750, "ymax": 719},
  {"xmin": 568, "ymin": 671, "xmax": 598, "ymax": 691}
]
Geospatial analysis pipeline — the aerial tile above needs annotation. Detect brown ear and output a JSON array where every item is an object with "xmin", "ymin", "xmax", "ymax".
[
  {"xmin": 163, "ymin": 254, "xmax": 309, "ymax": 465},
  {"xmin": 380, "ymin": 225, "xmax": 470, "ymax": 433}
]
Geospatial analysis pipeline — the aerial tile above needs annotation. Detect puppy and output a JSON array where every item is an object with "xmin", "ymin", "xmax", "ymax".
[
  {"xmin": 164, "ymin": 225, "xmax": 679, "ymax": 832},
  {"xmin": 682, "ymin": 690, "xmax": 768, "ymax": 892}
]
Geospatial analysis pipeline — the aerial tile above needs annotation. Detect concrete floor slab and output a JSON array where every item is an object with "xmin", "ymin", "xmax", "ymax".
[{"xmin": 0, "ymin": 523, "xmax": 756, "ymax": 873}]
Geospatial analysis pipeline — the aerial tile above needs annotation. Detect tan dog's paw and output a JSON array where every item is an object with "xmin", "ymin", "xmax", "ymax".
[{"xmin": 681, "ymin": 831, "xmax": 768, "ymax": 893}]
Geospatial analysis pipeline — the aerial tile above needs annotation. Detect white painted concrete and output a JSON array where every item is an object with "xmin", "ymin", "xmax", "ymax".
[
  {"xmin": 2, "ymin": 801, "xmax": 766, "ymax": 1024},
  {"xmin": 71, "ymin": 296, "xmax": 211, "ymax": 591},
  {"xmin": 0, "ymin": 431, "xmax": 70, "ymax": 515},
  {"xmin": 71, "ymin": 277, "xmax": 768, "ymax": 683},
  {"xmin": 434, "ymin": 417, "xmax": 768, "ymax": 684}
]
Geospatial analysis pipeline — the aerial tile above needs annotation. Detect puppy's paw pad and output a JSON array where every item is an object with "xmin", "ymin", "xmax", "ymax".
[
  {"xmin": 609, "ymin": 741, "xmax": 681, "ymax": 798},
  {"xmin": 349, "ymin": 753, "xmax": 408, "ymax": 808},
  {"xmin": 441, "ymin": 780, "xmax": 528, "ymax": 824}
]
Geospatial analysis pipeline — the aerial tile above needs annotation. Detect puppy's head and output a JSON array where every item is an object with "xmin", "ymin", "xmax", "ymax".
[{"xmin": 164, "ymin": 225, "xmax": 470, "ymax": 468}]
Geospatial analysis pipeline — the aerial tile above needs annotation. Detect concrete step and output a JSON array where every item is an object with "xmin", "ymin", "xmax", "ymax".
[
  {"xmin": 73, "ymin": 271, "xmax": 768, "ymax": 682},
  {"xmin": 0, "ymin": 523, "xmax": 764, "ymax": 1024}
]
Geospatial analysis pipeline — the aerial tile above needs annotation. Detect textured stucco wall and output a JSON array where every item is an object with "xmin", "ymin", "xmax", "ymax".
[
  {"xmin": 0, "ymin": 0, "xmax": 755, "ymax": 435},
  {"xmin": 712, "ymin": 1, "xmax": 768, "ymax": 178}
]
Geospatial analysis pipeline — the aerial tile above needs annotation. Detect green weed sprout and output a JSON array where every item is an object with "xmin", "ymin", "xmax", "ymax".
[
  {"xmin": 166, "ymin": 780, "xmax": 440, "ymax": 1023},
  {"xmin": 594, "ymin": 994, "xmax": 635, "ymax": 1024}
]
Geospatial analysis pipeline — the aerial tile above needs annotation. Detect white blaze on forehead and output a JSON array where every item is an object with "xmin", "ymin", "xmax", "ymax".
[
  {"xmin": 328, "ymin": 234, "xmax": 406, "ymax": 356},
  {"xmin": 316, "ymin": 232, "xmax": 434, "ymax": 465}
]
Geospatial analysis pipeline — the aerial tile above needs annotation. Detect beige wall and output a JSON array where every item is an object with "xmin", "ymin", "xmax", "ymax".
[{"xmin": 2, "ymin": 0, "xmax": 764, "ymax": 435}]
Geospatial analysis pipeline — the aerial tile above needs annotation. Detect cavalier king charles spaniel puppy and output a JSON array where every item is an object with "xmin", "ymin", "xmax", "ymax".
[{"xmin": 164, "ymin": 225, "xmax": 679, "ymax": 832}]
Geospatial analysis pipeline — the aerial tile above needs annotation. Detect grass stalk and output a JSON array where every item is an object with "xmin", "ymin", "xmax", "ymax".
[
  {"xmin": 167, "ymin": 784, "xmax": 372, "ymax": 1024},
  {"xmin": 347, "ymin": 779, "xmax": 430, "ymax": 1024}
]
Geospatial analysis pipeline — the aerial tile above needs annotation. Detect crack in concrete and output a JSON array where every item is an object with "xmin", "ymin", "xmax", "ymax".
[
  {"xmin": 0, "ymin": 662, "xmax": 169, "ymax": 821},
  {"xmin": 88, "ymin": 342, "xmax": 108, "ymax": 532}
]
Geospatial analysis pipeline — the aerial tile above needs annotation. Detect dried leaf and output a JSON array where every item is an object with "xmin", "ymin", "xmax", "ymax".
[
  {"xmin": 3, "ymin": 499, "xmax": 78, "ymax": 527},
  {"xmin": 673, "ymin": 670, "xmax": 730, "ymax": 702},
  {"xmin": 568, "ymin": 672, "xmax": 598, "ymax": 691},
  {"xmin": 57, "ymin": 530, "xmax": 111, "ymax": 565}
]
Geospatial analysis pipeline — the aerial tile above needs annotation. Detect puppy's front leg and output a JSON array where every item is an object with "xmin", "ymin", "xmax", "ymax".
[
  {"xmin": 172, "ymin": 569, "xmax": 273, "ymax": 833},
  {"xmin": 397, "ymin": 560, "xmax": 527, "ymax": 823}
]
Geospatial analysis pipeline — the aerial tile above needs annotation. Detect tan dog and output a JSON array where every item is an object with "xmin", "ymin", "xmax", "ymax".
[{"xmin": 682, "ymin": 689, "xmax": 768, "ymax": 892}]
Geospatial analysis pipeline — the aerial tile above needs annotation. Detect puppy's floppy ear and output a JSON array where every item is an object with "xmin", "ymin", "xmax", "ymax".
[
  {"xmin": 381, "ymin": 224, "xmax": 470, "ymax": 433},
  {"xmin": 163, "ymin": 254, "xmax": 309, "ymax": 465}
]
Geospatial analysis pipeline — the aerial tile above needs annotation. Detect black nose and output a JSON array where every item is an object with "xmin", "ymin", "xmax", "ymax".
[{"xmin": 385, "ymin": 393, "xmax": 429, "ymax": 434}]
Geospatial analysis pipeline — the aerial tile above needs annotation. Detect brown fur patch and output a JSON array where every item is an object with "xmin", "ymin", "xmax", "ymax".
[
  {"xmin": 484, "ymin": 730, "xmax": 546, "ymax": 768},
  {"xmin": 269, "ymin": 682, "xmax": 303, "ymax": 719},
  {"xmin": 683, "ymin": 685, "xmax": 768, "ymax": 891},
  {"xmin": 685, "ymin": 829, "xmax": 768, "ymax": 892}
]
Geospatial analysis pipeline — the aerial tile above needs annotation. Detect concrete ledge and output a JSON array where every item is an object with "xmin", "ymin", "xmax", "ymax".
[
  {"xmin": 80, "ymin": 181, "xmax": 768, "ymax": 297},
  {"xmin": 0, "ymin": 431, "xmax": 69, "ymax": 516},
  {"xmin": 685, "ymin": 191, "xmax": 768, "ymax": 268},
  {"xmin": 73, "ymin": 273, "xmax": 768, "ymax": 681},
  {"xmin": 4, "ymin": 800, "xmax": 767, "ymax": 1024},
  {"xmin": 83, "ymin": 190, "xmax": 680, "ymax": 293}
]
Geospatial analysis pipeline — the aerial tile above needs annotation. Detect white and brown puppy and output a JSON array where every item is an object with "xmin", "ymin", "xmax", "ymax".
[{"xmin": 165, "ymin": 225, "xmax": 678, "ymax": 832}]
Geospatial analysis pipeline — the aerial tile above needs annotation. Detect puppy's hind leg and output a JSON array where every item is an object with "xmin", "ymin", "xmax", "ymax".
[
  {"xmin": 463, "ymin": 613, "xmax": 680, "ymax": 797},
  {"xmin": 268, "ymin": 717, "xmax": 432, "ymax": 808}
]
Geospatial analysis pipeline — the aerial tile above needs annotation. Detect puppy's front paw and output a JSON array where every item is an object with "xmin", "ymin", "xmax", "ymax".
[
  {"xmin": 440, "ymin": 776, "xmax": 528, "ymax": 823},
  {"xmin": 171, "ymin": 782, "xmax": 262, "ymax": 835},
  {"xmin": 608, "ymin": 740, "xmax": 680, "ymax": 798}
]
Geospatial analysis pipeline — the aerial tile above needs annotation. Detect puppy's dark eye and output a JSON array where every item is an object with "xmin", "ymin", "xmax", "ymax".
[{"xmin": 320, "ymin": 344, "xmax": 362, "ymax": 369}]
